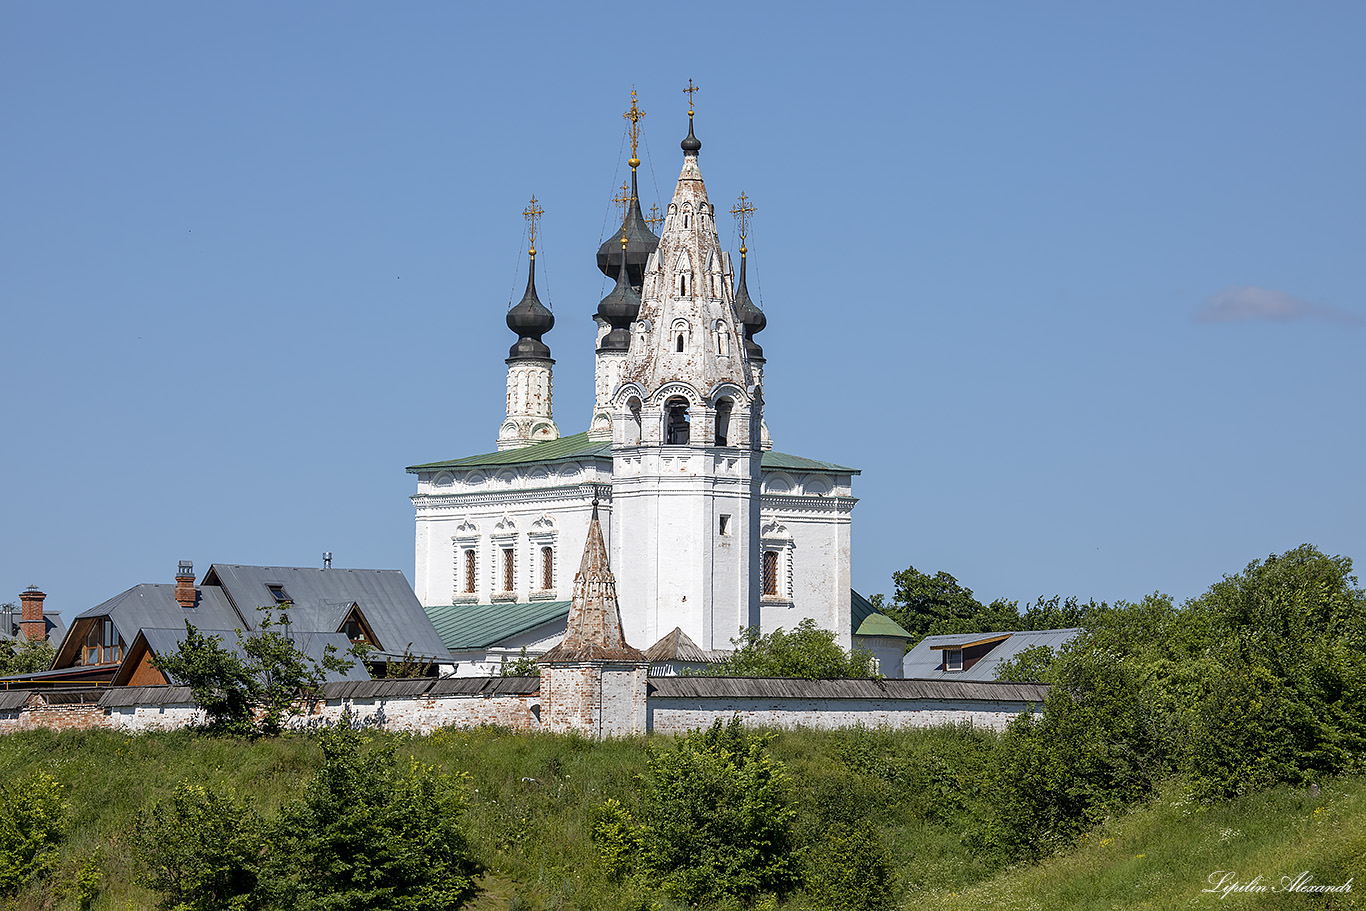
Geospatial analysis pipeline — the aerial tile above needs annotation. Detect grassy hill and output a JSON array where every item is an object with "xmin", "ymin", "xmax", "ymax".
[{"xmin": 0, "ymin": 725, "xmax": 1360, "ymax": 910}]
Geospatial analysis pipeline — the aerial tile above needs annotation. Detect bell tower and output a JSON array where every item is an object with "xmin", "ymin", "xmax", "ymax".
[
  {"xmin": 609, "ymin": 86, "xmax": 763, "ymax": 651},
  {"xmin": 498, "ymin": 196, "xmax": 561, "ymax": 451}
]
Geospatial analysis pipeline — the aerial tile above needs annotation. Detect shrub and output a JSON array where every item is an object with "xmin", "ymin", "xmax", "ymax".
[
  {"xmin": 639, "ymin": 719, "xmax": 800, "ymax": 904},
  {"xmin": 805, "ymin": 823, "xmax": 894, "ymax": 911},
  {"xmin": 0, "ymin": 770, "xmax": 67, "ymax": 897},
  {"xmin": 708, "ymin": 619, "xmax": 876, "ymax": 679},
  {"xmin": 590, "ymin": 798, "xmax": 639, "ymax": 880}
]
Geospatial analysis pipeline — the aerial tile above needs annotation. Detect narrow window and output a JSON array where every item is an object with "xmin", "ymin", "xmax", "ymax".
[
  {"xmin": 266, "ymin": 583, "xmax": 290, "ymax": 603},
  {"xmin": 464, "ymin": 549, "xmax": 476, "ymax": 594},
  {"xmin": 719, "ymin": 515, "xmax": 730, "ymax": 536},
  {"xmin": 679, "ymin": 274, "xmax": 687, "ymax": 296},
  {"xmin": 502, "ymin": 547, "xmax": 515, "ymax": 592},
  {"xmin": 762, "ymin": 551, "xmax": 779, "ymax": 596},
  {"xmin": 541, "ymin": 546, "xmax": 554, "ymax": 590},
  {"xmin": 683, "ymin": 213, "xmax": 690, "ymax": 228},
  {"xmin": 946, "ymin": 649, "xmax": 963, "ymax": 672},
  {"xmin": 676, "ymin": 333, "xmax": 685, "ymax": 352}
]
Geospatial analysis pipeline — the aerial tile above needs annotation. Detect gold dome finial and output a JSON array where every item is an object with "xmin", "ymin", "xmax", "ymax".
[
  {"xmin": 612, "ymin": 180, "xmax": 632, "ymax": 218},
  {"xmin": 645, "ymin": 202, "xmax": 663, "ymax": 232},
  {"xmin": 684, "ymin": 78, "xmax": 699, "ymax": 115},
  {"xmin": 731, "ymin": 191, "xmax": 755, "ymax": 255},
  {"xmin": 523, "ymin": 194, "xmax": 544, "ymax": 259},
  {"xmin": 623, "ymin": 87, "xmax": 645, "ymax": 169}
]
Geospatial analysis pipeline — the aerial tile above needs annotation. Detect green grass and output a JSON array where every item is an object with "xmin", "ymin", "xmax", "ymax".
[{"xmin": 0, "ymin": 726, "xmax": 1361, "ymax": 910}]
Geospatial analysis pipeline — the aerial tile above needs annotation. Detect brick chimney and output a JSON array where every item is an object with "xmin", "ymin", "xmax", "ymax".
[
  {"xmin": 175, "ymin": 561, "xmax": 196, "ymax": 609},
  {"xmin": 19, "ymin": 586, "xmax": 47, "ymax": 642}
]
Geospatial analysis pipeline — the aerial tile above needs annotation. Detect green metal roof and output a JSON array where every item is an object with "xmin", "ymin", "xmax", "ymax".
[
  {"xmin": 408, "ymin": 432, "xmax": 610, "ymax": 473},
  {"xmin": 408, "ymin": 432, "xmax": 858, "ymax": 475},
  {"xmin": 762, "ymin": 450, "xmax": 859, "ymax": 475},
  {"xmin": 426, "ymin": 600, "xmax": 571, "ymax": 650},
  {"xmin": 851, "ymin": 589, "xmax": 912, "ymax": 639}
]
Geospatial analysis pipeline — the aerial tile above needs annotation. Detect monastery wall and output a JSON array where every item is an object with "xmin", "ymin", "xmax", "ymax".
[{"xmin": 0, "ymin": 678, "xmax": 1047, "ymax": 738}]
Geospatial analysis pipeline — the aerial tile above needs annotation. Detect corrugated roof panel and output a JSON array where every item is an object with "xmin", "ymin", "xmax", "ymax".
[
  {"xmin": 427, "ymin": 601, "xmax": 570, "ymax": 650},
  {"xmin": 407, "ymin": 432, "xmax": 611, "ymax": 472},
  {"xmin": 647, "ymin": 676, "xmax": 1048, "ymax": 702},
  {"xmin": 901, "ymin": 628, "xmax": 1084, "ymax": 682}
]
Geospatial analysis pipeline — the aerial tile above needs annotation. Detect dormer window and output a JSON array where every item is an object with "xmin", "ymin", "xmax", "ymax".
[
  {"xmin": 266, "ymin": 584, "xmax": 290, "ymax": 604},
  {"xmin": 946, "ymin": 649, "xmax": 963, "ymax": 672}
]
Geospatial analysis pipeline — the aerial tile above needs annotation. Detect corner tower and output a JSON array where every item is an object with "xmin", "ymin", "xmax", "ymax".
[
  {"xmin": 498, "ymin": 196, "xmax": 561, "ymax": 451},
  {"xmin": 609, "ymin": 91, "xmax": 762, "ymax": 651}
]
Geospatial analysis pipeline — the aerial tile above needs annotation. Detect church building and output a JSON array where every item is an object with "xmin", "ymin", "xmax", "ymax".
[{"xmin": 408, "ymin": 93, "xmax": 908, "ymax": 675}]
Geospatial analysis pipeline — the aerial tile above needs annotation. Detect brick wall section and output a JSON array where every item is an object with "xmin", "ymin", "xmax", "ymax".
[{"xmin": 19, "ymin": 587, "xmax": 46, "ymax": 642}]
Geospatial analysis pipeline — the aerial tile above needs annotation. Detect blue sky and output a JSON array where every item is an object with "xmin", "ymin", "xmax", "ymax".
[{"xmin": 3, "ymin": 2, "xmax": 1363, "ymax": 619}]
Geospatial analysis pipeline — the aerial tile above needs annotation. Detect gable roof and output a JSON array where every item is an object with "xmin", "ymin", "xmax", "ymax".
[
  {"xmin": 850, "ymin": 590, "xmax": 912, "ymax": 639},
  {"xmin": 644, "ymin": 627, "xmax": 720, "ymax": 663},
  {"xmin": 203, "ymin": 565, "xmax": 448, "ymax": 659},
  {"xmin": 115, "ymin": 627, "xmax": 371, "ymax": 686},
  {"xmin": 902, "ymin": 627, "xmax": 1084, "ymax": 682},
  {"xmin": 425, "ymin": 600, "xmax": 571, "ymax": 651},
  {"xmin": 407, "ymin": 431, "xmax": 858, "ymax": 476}
]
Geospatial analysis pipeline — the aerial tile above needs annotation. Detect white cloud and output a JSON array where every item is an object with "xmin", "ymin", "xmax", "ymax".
[{"xmin": 1196, "ymin": 286, "xmax": 1363, "ymax": 324}]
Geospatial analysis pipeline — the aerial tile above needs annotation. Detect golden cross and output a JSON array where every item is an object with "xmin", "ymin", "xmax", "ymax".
[
  {"xmin": 623, "ymin": 87, "xmax": 646, "ymax": 165},
  {"xmin": 730, "ymin": 191, "xmax": 755, "ymax": 242},
  {"xmin": 683, "ymin": 78, "xmax": 700, "ymax": 113},
  {"xmin": 646, "ymin": 203, "xmax": 663, "ymax": 232},
  {"xmin": 522, "ymin": 195, "xmax": 544, "ymax": 255},
  {"xmin": 613, "ymin": 180, "xmax": 632, "ymax": 216}
]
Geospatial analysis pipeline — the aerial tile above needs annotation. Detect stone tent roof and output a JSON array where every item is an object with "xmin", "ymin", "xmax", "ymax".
[{"xmin": 538, "ymin": 503, "xmax": 645, "ymax": 664}]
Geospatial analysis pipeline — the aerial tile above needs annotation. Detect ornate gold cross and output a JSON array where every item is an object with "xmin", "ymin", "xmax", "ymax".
[
  {"xmin": 523, "ymin": 195, "xmax": 544, "ymax": 256},
  {"xmin": 612, "ymin": 180, "xmax": 632, "ymax": 216},
  {"xmin": 646, "ymin": 203, "xmax": 663, "ymax": 232},
  {"xmin": 730, "ymin": 191, "xmax": 755, "ymax": 245},
  {"xmin": 623, "ymin": 87, "xmax": 646, "ymax": 166},
  {"xmin": 684, "ymin": 78, "xmax": 700, "ymax": 113}
]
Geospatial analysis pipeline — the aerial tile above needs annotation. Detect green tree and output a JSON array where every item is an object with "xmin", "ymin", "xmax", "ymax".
[
  {"xmin": 0, "ymin": 771, "xmax": 67, "ymax": 897},
  {"xmin": 708, "ymin": 619, "xmax": 876, "ymax": 678},
  {"xmin": 878, "ymin": 566, "xmax": 1026, "ymax": 644},
  {"xmin": 992, "ymin": 644, "xmax": 1057, "ymax": 682},
  {"xmin": 639, "ymin": 719, "xmax": 800, "ymax": 904},
  {"xmin": 133, "ymin": 781, "xmax": 268, "ymax": 911},
  {"xmin": 0, "ymin": 635, "xmax": 56, "ymax": 676},
  {"xmin": 272, "ymin": 723, "xmax": 479, "ymax": 911},
  {"xmin": 153, "ymin": 608, "xmax": 358, "ymax": 736},
  {"xmin": 499, "ymin": 647, "xmax": 540, "ymax": 677}
]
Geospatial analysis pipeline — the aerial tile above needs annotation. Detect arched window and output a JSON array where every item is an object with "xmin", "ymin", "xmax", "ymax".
[
  {"xmin": 714, "ymin": 398, "xmax": 733, "ymax": 446},
  {"xmin": 502, "ymin": 547, "xmax": 515, "ymax": 593},
  {"xmin": 541, "ymin": 546, "xmax": 554, "ymax": 590},
  {"xmin": 683, "ymin": 212, "xmax": 690, "ymax": 228},
  {"xmin": 464, "ymin": 549, "xmax": 476, "ymax": 594},
  {"xmin": 679, "ymin": 273, "xmax": 687, "ymax": 296},
  {"xmin": 762, "ymin": 551, "xmax": 779, "ymax": 597},
  {"xmin": 676, "ymin": 333, "xmax": 685, "ymax": 352},
  {"xmin": 666, "ymin": 396, "xmax": 691, "ymax": 445}
]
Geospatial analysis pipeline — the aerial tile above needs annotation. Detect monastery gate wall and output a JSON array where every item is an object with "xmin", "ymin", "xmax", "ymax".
[{"xmin": 0, "ymin": 677, "xmax": 1047, "ymax": 736}]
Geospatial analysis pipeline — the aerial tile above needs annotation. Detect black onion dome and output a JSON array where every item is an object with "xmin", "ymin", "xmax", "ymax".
[
  {"xmin": 595, "ymin": 168, "xmax": 659, "ymax": 288},
  {"xmin": 681, "ymin": 113, "xmax": 702, "ymax": 153},
  {"xmin": 734, "ymin": 252, "xmax": 766, "ymax": 361},
  {"xmin": 596, "ymin": 239, "xmax": 641, "ymax": 352},
  {"xmin": 507, "ymin": 256, "xmax": 554, "ymax": 362}
]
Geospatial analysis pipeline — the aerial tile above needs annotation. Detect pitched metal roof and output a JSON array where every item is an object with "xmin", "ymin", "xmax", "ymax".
[
  {"xmin": 644, "ymin": 627, "xmax": 719, "ymax": 663},
  {"xmin": 648, "ymin": 676, "xmax": 1048, "ymax": 703},
  {"xmin": 133, "ymin": 627, "xmax": 371, "ymax": 684},
  {"xmin": 406, "ymin": 431, "xmax": 858, "ymax": 476},
  {"xmin": 851, "ymin": 590, "xmax": 912, "ymax": 639},
  {"xmin": 76, "ymin": 583, "xmax": 245, "ymax": 637},
  {"xmin": 902, "ymin": 628, "xmax": 1084, "ymax": 682},
  {"xmin": 426, "ymin": 600, "xmax": 571, "ymax": 650},
  {"xmin": 100, "ymin": 685, "xmax": 195, "ymax": 707},
  {"xmin": 204, "ymin": 565, "xmax": 449, "ymax": 659},
  {"xmin": 0, "ymin": 691, "xmax": 32, "ymax": 711}
]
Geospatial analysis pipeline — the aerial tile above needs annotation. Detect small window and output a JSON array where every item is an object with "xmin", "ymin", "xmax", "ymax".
[
  {"xmin": 666, "ymin": 397, "xmax": 691, "ymax": 445},
  {"xmin": 714, "ymin": 398, "xmax": 732, "ymax": 446},
  {"xmin": 502, "ymin": 547, "xmax": 515, "ymax": 592},
  {"xmin": 946, "ymin": 649, "xmax": 963, "ymax": 672},
  {"xmin": 719, "ymin": 515, "xmax": 730, "ymax": 536},
  {"xmin": 683, "ymin": 213, "xmax": 690, "ymax": 228},
  {"xmin": 266, "ymin": 584, "xmax": 290, "ymax": 604},
  {"xmin": 464, "ymin": 549, "xmax": 476, "ymax": 594},
  {"xmin": 762, "ymin": 551, "xmax": 779, "ymax": 596},
  {"xmin": 541, "ymin": 546, "xmax": 554, "ymax": 590},
  {"xmin": 679, "ymin": 274, "xmax": 687, "ymax": 296},
  {"xmin": 676, "ymin": 333, "xmax": 685, "ymax": 352}
]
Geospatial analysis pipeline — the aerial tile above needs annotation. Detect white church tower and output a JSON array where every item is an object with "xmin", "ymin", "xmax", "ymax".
[
  {"xmin": 498, "ymin": 197, "xmax": 561, "ymax": 451},
  {"xmin": 609, "ymin": 102, "xmax": 763, "ymax": 651}
]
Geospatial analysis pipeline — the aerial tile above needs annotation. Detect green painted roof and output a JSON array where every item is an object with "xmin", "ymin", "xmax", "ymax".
[
  {"xmin": 851, "ymin": 589, "xmax": 912, "ymax": 639},
  {"xmin": 762, "ymin": 450, "xmax": 859, "ymax": 475},
  {"xmin": 408, "ymin": 431, "xmax": 858, "ymax": 475},
  {"xmin": 426, "ymin": 600, "xmax": 571, "ymax": 650},
  {"xmin": 408, "ymin": 432, "xmax": 610, "ymax": 472}
]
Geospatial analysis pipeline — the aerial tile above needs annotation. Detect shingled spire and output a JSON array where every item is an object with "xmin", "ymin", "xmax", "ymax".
[{"xmin": 539, "ymin": 501, "xmax": 645, "ymax": 663}]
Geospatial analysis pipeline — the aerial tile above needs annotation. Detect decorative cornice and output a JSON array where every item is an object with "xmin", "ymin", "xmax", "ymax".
[
  {"xmin": 413, "ymin": 484, "xmax": 613, "ymax": 514},
  {"xmin": 758, "ymin": 494, "xmax": 859, "ymax": 515}
]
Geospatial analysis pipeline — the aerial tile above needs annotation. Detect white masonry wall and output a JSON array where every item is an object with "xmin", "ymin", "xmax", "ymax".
[{"xmin": 646, "ymin": 697, "xmax": 1031, "ymax": 735}]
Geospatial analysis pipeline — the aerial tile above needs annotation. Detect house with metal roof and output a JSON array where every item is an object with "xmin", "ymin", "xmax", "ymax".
[
  {"xmin": 901, "ymin": 627, "xmax": 1084, "ymax": 682},
  {"xmin": 408, "ymin": 97, "xmax": 908, "ymax": 675},
  {"xmin": 43, "ymin": 561, "xmax": 450, "ymax": 685}
]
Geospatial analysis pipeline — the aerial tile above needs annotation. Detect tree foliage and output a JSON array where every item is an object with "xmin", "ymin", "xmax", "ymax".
[
  {"xmin": 708, "ymin": 619, "xmax": 876, "ymax": 679},
  {"xmin": 135, "ymin": 721, "xmax": 479, "ymax": 911},
  {"xmin": 638, "ymin": 719, "xmax": 800, "ymax": 904},
  {"xmin": 0, "ymin": 634, "xmax": 57, "ymax": 677},
  {"xmin": 0, "ymin": 771, "xmax": 67, "ymax": 897},
  {"xmin": 152, "ymin": 609, "xmax": 357, "ymax": 736}
]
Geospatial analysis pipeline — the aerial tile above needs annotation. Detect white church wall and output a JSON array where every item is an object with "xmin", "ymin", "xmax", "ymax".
[{"xmin": 646, "ymin": 697, "xmax": 1028, "ymax": 734}]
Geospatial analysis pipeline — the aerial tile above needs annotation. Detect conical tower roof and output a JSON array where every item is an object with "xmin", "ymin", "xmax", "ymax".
[{"xmin": 539, "ymin": 502, "xmax": 645, "ymax": 663}]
